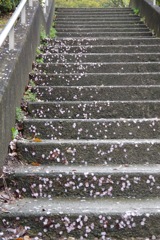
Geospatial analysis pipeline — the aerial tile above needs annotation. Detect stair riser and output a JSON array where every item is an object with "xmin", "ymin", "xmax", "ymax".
[
  {"xmin": 57, "ymin": 32, "xmax": 152, "ymax": 37},
  {"xmin": 56, "ymin": 24, "xmax": 147, "ymax": 29},
  {"xmin": 23, "ymin": 119, "xmax": 160, "ymax": 140},
  {"xmin": 30, "ymin": 73, "xmax": 160, "ymax": 86},
  {"xmin": 55, "ymin": 22, "xmax": 144, "ymax": 27},
  {"xmin": 35, "ymin": 63, "xmax": 160, "ymax": 74},
  {"xmin": 56, "ymin": 20, "xmax": 142, "ymax": 25},
  {"xmin": 55, "ymin": 28, "xmax": 149, "ymax": 33},
  {"xmin": 8, "ymin": 171, "xmax": 160, "ymax": 199},
  {"xmin": 56, "ymin": 13, "xmax": 135, "ymax": 17},
  {"xmin": 34, "ymin": 86, "xmax": 160, "ymax": 101},
  {"xmin": 57, "ymin": 8, "xmax": 132, "ymax": 11},
  {"xmin": 56, "ymin": 16, "xmax": 140, "ymax": 21},
  {"xmin": 40, "ymin": 46, "xmax": 160, "ymax": 54},
  {"xmin": 41, "ymin": 53, "xmax": 160, "ymax": 63},
  {"xmin": 56, "ymin": 12, "xmax": 138, "ymax": 15},
  {"xmin": 43, "ymin": 38, "xmax": 160, "ymax": 46},
  {"xmin": 28, "ymin": 101, "xmax": 160, "ymax": 119},
  {"xmin": 17, "ymin": 141, "xmax": 160, "ymax": 165},
  {"xmin": 1, "ymin": 213, "xmax": 159, "ymax": 239}
]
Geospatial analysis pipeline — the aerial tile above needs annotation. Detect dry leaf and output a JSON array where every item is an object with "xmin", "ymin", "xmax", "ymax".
[
  {"xmin": 24, "ymin": 236, "xmax": 31, "ymax": 240},
  {"xmin": 32, "ymin": 137, "xmax": 42, "ymax": 142},
  {"xmin": 31, "ymin": 162, "xmax": 41, "ymax": 166}
]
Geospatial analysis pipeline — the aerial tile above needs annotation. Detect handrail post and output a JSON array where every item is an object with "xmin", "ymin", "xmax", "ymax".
[
  {"xmin": 153, "ymin": 0, "xmax": 156, "ymax": 5},
  {"xmin": 9, "ymin": 27, "xmax": 14, "ymax": 50},
  {"xmin": 21, "ymin": 6, "xmax": 26, "ymax": 24},
  {"xmin": 29, "ymin": 0, "xmax": 33, "ymax": 7},
  {"xmin": 43, "ymin": 0, "xmax": 47, "ymax": 14}
]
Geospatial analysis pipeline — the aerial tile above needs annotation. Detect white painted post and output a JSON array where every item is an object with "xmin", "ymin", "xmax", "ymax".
[
  {"xmin": 153, "ymin": 0, "xmax": 156, "ymax": 5},
  {"xmin": 43, "ymin": 0, "xmax": 47, "ymax": 14},
  {"xmin": 9, "ymin": 27, "xmax": 14, "ymax": 50},
  {"xmin": 21, "ymin": 6, "xmax": 26, "ymax": 24},
  {"xmin": 29, "ymin": 0, "xmax": 33, "ymax": 7},
  {"xmin": 46, "ymin": 0, "xmax": 49, "ymax": 6}
]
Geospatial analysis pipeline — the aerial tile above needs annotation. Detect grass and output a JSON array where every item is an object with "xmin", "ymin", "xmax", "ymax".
[
  {"xmin": 0, "ymin": 12, "xmax": 12, "ymax": 26},
  {"xmin": 16, "ymin": 107, "xmax": 24, "ymax": 122}
]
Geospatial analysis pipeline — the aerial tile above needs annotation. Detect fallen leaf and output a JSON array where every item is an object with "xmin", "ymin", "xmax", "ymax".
[
  {"xmin": 31, "ymin": 162, "xmax": 41, "ymax": 166},
  {"xmin": 24, "ymin": 236, "xmax": 31, "ymax": 240},
  {"xmin": 32, "ymin": 137, "xmax": 42, "ymax": 142}
]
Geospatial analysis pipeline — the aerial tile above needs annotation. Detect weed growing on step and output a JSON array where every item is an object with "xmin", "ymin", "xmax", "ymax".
[
  {"xmin": 40, "ymin": 25, "xmax": 57, "ymax": 42},
  {"xmin": 133, "ymin": 8, "xmax": 140, "ymax": 15},
  {"xmin": 40, "ymin": 27, "xmax": 47, "ymax": 41},
  {"xmin": 140, "ymin": 16, "xmax": 146, "ymax": 23},
  {"xmin": 23, "ymin": 89, "xmax": 37, "ymax": 102},
  {"xmin": 50, "ymin": 26, "xmax": 57, "ymax": 38},
  {"xmin": 36, "ymin": 57, "xmax": 44, "ymax": 64},
  {"xmin": 28, "ymin": 80, "xmax": 36, "ymax": 88},
  {"xmin": 36, "ymin": 47, "xmax": 43, "ymax": 55},
  {"xmin": 11, "ymin": 127, "xmax": 18, "ymax": 140},
  {"xmin": 16, "ymin": 107, "xmax": 24, "ymax": 123}
]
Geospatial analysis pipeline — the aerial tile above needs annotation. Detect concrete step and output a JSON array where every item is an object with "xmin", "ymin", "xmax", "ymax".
[
  {"xmin": 43, "ymin": 37, "xmax": 160, "ymax": 46},
  {"xmin": 28, "ymin": 101, "xmax": 160, "ymax": 119},
  {"xmin": 56, "ymin": 20, "xmax": 142, "ymax": 25},
  {"xmin": 56, "ymin": 32, "xmax": 152, "ymax": 38},
  {"xmin": 55, "ymin": 22, "xmax": 145, "ymax": 28},
  {"xmin": 56, "ymin": 16, "xmax": 140, "ymax": 21},
  {"xmin": 40, "ymin": 45, "xmax": 160, "ymax": 54},
  {"xmin": 7, "ymin": 164, "xmax": 160, "ymax": 199},
  {"xmin": 56, "ymin": 9, "xmax": 134, "ymax": 13},
  {"xmin": 29, "ymin": 72, "xmax": 160, "ymax": 86},
  {"xmin": 24, "ymin": 118, "xmax": 160, "ymax": 140},
  {"xmin": 55, "ymin": 24, "xmax": 148, "ymax": 29},
  {"xmin": 56, "ymin": 12, "xmax": 135, "ymax": 17},
  {"xmin": 55, "ymin": 27, "xmax": 150, "ymax": 33},
  {"xmin": 35, "ymin": 62, "xmax": 160, "ymax": 74},
  {"xmin": 56, "ymin": 7, "xmax": 133, "ymax": 11},
  {"xmin": 41, "ymin": 53, "xmax": 160, "ymax": 63},
  {"xmin": 1, "ymin": 197, "xmax": 160, "ymax": 238},
  {"xmin": 34, "ymin": 86, "xmax": 160, "ymax": 101},
  {"xmin": 17, "ymin": 139, "xmax": 160, "ymax": 165}
]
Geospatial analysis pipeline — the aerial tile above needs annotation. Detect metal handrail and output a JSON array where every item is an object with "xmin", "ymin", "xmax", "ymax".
[{"xmin": 0, "ymin": 0, "xmax": 48, "ymax": 50}]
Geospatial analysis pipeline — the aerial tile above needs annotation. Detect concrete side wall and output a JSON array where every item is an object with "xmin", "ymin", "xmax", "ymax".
[
  {"xmin": 130, "ymin": 0, "xmax": 160, "ymax": 36},
  {"xmin": 0, "ymin": 0, "xmax": 54, "ymax": 170}
]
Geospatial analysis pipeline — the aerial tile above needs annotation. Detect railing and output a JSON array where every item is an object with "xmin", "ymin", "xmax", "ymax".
[
  {"xmin": 153, "ymin": 0, "xmax": 156, "ymax": 5},
  {"xmin": 0, "ymin": 0, "xmax": 49, "ymax": 50}
]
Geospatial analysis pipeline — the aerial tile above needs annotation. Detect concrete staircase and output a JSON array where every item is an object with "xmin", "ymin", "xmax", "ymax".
[{"xmin": 1, "ymin": 7, "xmax": 160, "ymax": 240}]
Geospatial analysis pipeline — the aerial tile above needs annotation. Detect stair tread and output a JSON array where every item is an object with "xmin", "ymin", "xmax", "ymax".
[
  {"xmin": 24, "ymin": 117, "xmax": 160, "ymax": 122},
  {"xmin": 2, "ymin": 197, "xmax": 160, "ymax": 215},
  {"xmin": 3, "ymin": 6, "xmax": 160, "ymax": 237},
  {"xmin": 10, "ymin": 164, "xmax": 160, "ymax": 175},
  {"xmin": 18, "ymin": 139, "xmax": 160, "ymax": 144}
]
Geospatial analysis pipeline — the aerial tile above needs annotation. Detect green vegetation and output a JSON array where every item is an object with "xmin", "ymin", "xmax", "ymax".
[
  {"xmin": 36, "ymin": 57, "xmax": 44, "ymax": 64},
  {"xmin": 24, "ymin": 89, "xmax": 37, "ymax": 102},
  {"xmin": 16, "ymin": 107, "xmax": 24, "ymax": 122},
  {"xmin": 133, "ymin": 8, "xmax": 140, "ymax": 15},
  {"xmin": 29, "ymin": 80, "xmax": 36, "ymax": 88},
  {"xmin": 50, "ymin": 27, "xmax": 57, "ymax": 38},
  {"xmin": 11, "ymin": 127, "xmax": 18, "ymax": 139},
  {"xmin": 157, "ymin": 0, "xmax": 160, "ymax": 5},
  {"xmin": 36, "ymin": 47, "xmax": 43, "ymax": 55},
  {"xmin": 40, "ymin": 25, "xmax": 57, "ymax": 41},
  {"xmin": 0, "ymin": 0, "xmax": 20, "ymax": 14},
  {"xmin": 55, "ymin": 0, "xmax": 129, "ymax": 8}
]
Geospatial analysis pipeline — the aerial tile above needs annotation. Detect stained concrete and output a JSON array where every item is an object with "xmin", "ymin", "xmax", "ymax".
[{"xmin": 0, "ymin": 0, "xmax": 54, "ymax": 169}]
